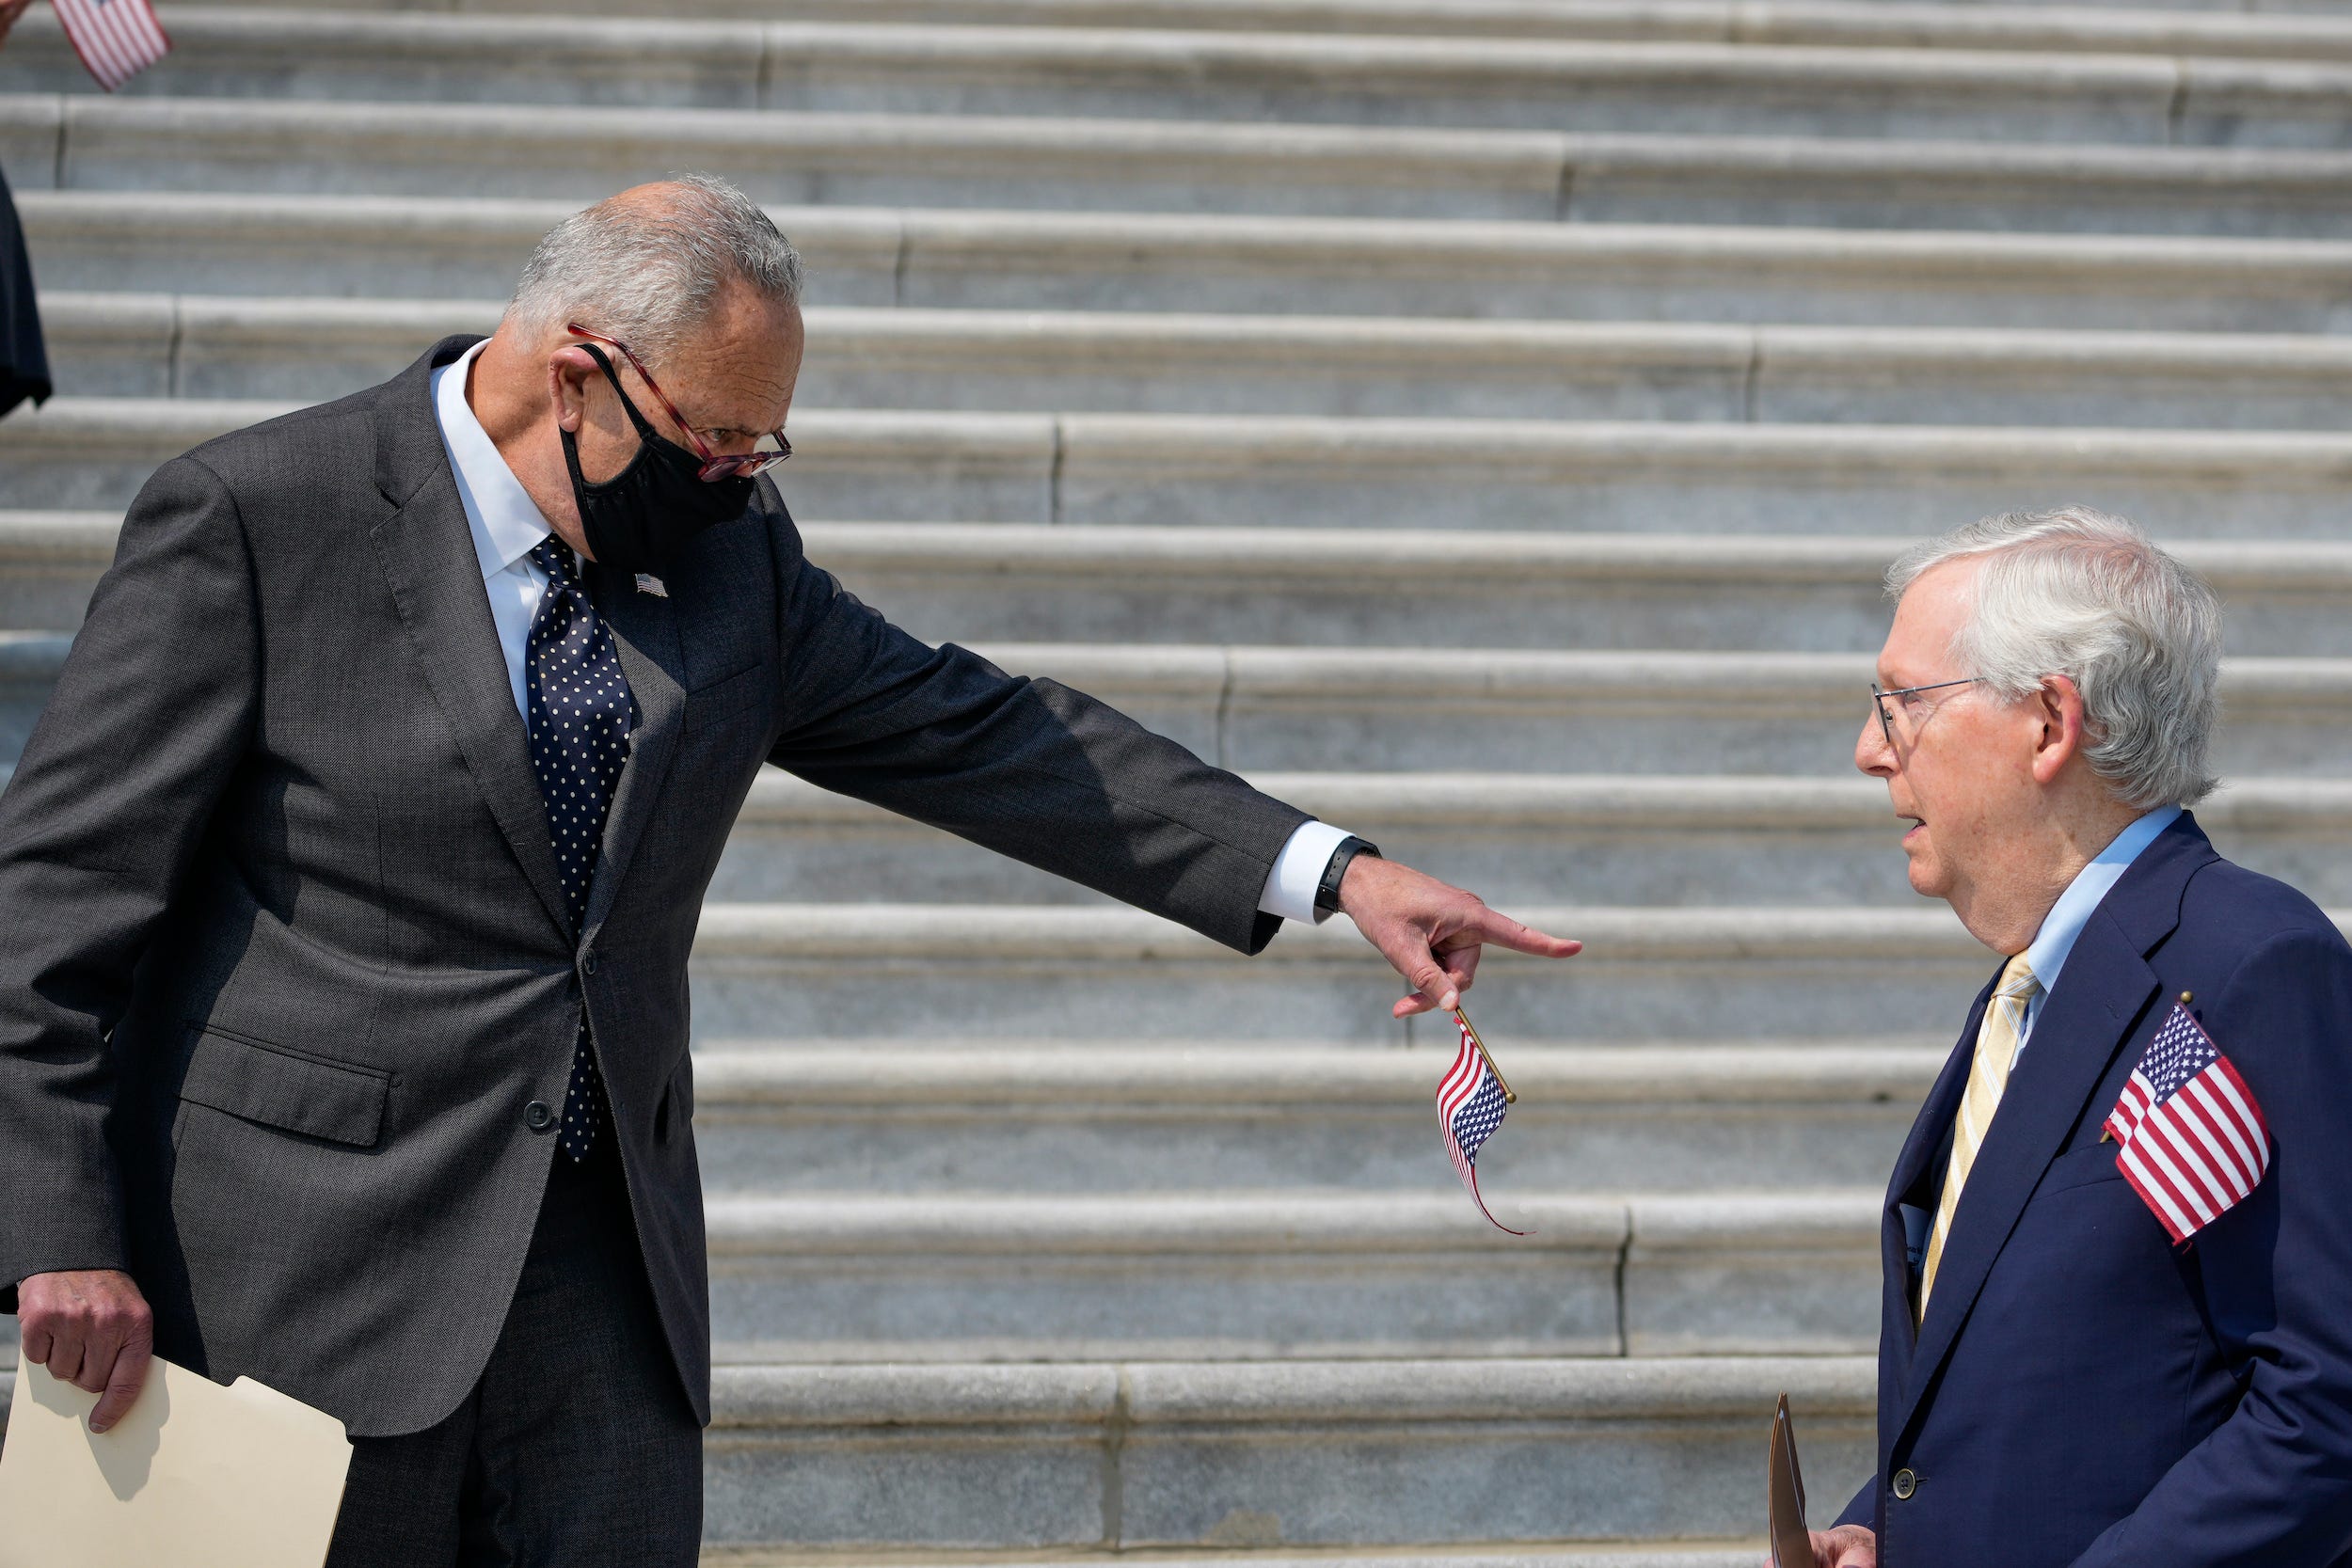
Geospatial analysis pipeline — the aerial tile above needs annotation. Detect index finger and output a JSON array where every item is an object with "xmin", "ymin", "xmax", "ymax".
[
  {"xmin": 1473, "ymin": 909, "xmax": 1582, "ymax": 958},
  {"xmin": 88, "ymin": 1335, "xmax": 151, "ymax": 1435}
]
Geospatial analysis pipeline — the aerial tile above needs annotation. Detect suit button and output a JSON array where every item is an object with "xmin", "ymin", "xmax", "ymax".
[
  {"xmin": 525, "ymin": 1101, "xmax": 554, "ymax": 1132},
  {"xmin": 581, "ymin": 953, "xmax": 600, "ymax": 976},
  {"xmin": 1892, "ymin": 1468, "xmax": 1917, "ymax": 1500}
]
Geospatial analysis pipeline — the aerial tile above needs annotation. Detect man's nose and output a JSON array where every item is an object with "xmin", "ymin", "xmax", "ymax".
[{"xmin": 1856, "ymin": 711, "xmax": 1897, "ymax": 777}]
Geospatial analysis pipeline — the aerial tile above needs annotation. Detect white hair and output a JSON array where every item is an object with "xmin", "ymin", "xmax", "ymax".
[
  {"xmin": 502, "ymin": 173, "xmax": 803, "ymax": 368},
  {"xmin": 1886, "ymin": 507, "xmax": 2223, "ymax": 809}
]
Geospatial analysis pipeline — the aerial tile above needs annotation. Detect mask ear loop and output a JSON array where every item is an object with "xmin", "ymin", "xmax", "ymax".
[{"xmin": 578, "ymin": 343, "xmax": 665, "ymax": 447}]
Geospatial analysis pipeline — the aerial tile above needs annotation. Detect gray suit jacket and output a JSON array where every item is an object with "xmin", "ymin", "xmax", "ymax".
[{"xmin": 0, "ymin": 336, "xmax": 1309, "ymax": 1437}]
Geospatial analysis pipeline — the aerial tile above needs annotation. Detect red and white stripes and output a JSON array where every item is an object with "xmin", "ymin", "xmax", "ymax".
[
  {"xmin": 53, "ymin": 0, "xmax": 171, "ymax": 93},
  {"xmin": 2103, "ymin": 1003, "xmax": 2272, "ymax": 1246}
]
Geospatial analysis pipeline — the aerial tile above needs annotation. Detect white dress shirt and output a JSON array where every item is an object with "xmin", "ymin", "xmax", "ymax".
[
  {"xmin": 427, "ymin": 340, "xmax": 1352, "ymax": 924},
  {"xmin": 2014, "ymin": 803, "xmax": 2185, "ymax": 1052}
]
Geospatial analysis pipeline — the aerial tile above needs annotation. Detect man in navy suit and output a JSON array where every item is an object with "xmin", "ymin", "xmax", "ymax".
[{"xmin": 1808, "ymin": 506, "xmax": 2352, "ymax": 1568}]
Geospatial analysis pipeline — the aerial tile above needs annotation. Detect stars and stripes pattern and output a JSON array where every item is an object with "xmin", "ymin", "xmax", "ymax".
[
  {"xmin": 53, "ymin": 0, "xmax": 171, "ymax": 92},
  {"xmin": 2103, "ymin": 1001, "xmax": 2271, "ymax": 1246},
  {"xmin": 1437, "ymin": 1010, "xmax": 1523, "ymax": 1235}
]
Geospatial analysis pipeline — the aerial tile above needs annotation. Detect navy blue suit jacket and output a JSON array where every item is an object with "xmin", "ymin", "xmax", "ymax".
[{"xmin": 1835, "ymin": 814, "xmax": 2352, "ymax": 1565}]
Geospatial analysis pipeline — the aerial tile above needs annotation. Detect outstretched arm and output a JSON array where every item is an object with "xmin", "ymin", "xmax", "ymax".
[{"xmin": 764, "ymin": 516, "xmax": 1578, "ymax": 991}]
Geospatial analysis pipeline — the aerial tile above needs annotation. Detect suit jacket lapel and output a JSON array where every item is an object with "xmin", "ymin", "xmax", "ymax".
[
  {"xmin": 580, "ymin": 564, "xmax": 687, "ymax": 942},
  {"xmin": 367, "ymin": 335, "xmax": 573, "ymax": 943},
  {"xmin": 1890, "ymin": 817, "xmax": 2216, "ymax": 1449}
]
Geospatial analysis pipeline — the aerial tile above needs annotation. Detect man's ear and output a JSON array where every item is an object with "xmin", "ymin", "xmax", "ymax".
[
  {"xmin": 548, "ymin": 345, "xmax": 599, "ymax": 435},
  {"xmin": 2029, "ymin": 673, "xmax": 2088, "ymax": 785}
]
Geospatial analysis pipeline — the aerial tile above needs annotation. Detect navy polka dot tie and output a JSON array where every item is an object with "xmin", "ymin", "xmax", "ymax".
[{"xmin": 524, "ymin": 538, "xmax": 635, "ymax": 1162}]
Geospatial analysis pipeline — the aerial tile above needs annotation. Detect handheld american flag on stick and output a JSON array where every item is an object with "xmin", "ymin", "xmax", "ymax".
[
  {"xmin": 2103, "ymin": 997, "xmax": 2271, "ymax": 1246},
  {"xmin": 53, "ymin": 0, "xmax": 171, "ymax": 92},
  {"xmin": 1438, "ymin": 1008, "xmax": 1524, "ymax": 1235}
]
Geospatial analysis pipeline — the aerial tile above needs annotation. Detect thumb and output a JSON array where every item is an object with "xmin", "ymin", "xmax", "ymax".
[{"xmin": 88, "ymin": 1333, "xmax": 151, "ymax": 1435}]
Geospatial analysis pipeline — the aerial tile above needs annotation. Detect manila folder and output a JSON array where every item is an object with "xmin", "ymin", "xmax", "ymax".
[
  {"xmin": 1767, "ymin": 1391, "xmax": 1811, "ymax": 1568},
  {"xmin": 0, "ymin": 1346, "xmax": 353, "ymax": 1568}
]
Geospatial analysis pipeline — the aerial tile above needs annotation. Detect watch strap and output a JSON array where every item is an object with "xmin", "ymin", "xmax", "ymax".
[{"xmin": 1315, "ymin": 835, "xmax": 1381, "ymax": 914}]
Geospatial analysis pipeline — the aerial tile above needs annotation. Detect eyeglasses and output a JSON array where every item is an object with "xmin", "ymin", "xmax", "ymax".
[
  {"xmin": 565, "ymin": 323, "xmax": 791, "ymax": 482},
  {"xmin": 1869, "ymin": 676, "xmax": 1981, "ymax": 748}
]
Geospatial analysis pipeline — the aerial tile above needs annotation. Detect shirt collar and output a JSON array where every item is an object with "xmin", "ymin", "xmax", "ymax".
[
  {"xmin": 2023, "ymin": 804, "xmax": 2185, "ymax": 995},
  {"xmin": 430, "ymin": 339, "xmax": 551, "ymax": 581}
]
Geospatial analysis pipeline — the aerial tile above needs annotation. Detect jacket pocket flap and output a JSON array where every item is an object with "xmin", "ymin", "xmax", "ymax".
[
  {"xmin": 2037, "ymin": 1139, "xmax": 2125, "ymax": 1196},
  {"xmin": 181, "ymin": 1027, "xmax": 389, "ymax": 1148}
]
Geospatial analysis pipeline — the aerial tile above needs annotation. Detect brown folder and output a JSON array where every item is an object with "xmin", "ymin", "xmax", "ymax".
[{"xmin": 1768, "ymin": 1391, "xmax": 1812, "ymax": 1568}]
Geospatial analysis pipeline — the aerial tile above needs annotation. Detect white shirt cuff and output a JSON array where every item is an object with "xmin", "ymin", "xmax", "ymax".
[{"xmin": 1257, "ymin": 820, "xmax": 1357, "ymax": 926}]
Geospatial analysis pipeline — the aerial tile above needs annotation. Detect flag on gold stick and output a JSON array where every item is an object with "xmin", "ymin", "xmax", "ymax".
[
  {"xmin": 1437, "ymin": 1007, "xmax": 1524, "ymax": 1235},
  {"xmin": 53, "ymin": 0, "xmax": 171, "ymax": 92},
  {"xmin": 2103, "ymin": 997, "xmax": 2271, "ymax": 1245}
]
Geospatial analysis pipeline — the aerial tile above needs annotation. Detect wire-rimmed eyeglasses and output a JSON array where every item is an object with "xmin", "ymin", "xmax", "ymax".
[
  {"xmin": 1869, "ymin": 676, "xmax": 1981, "ymax": 747},
  {"xmin": 565, "ymin": 322, "xmax": 792, "ymax": 482}
]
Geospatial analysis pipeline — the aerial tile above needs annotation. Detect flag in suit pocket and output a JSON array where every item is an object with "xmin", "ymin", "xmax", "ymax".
[{"xmin": 2103, "ymin": 999, "xmax": 2271, "ymax": 1245}]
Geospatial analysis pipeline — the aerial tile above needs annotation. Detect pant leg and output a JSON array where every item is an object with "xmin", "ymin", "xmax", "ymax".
[
  {"xmin": 458, "ymin": 1136, "xmax": 704, "ymax": 1568},
  {"xmin": 323, "ymin": 1391, "xmax": 476, "ymax": 1568}
]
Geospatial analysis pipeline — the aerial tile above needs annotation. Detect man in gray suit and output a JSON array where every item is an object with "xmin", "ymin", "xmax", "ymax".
[{"xmin": 0, "ymin": 177, "xmax": 1577, "ymax": 1562}]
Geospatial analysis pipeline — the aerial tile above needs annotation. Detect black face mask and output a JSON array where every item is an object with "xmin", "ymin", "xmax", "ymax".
[{"xmin": 560, "ymin": 345, "xmax": 755, "ymax": 577}]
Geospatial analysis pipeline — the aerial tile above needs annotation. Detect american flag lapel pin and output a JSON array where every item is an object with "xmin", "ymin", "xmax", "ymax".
[
  {"xmin": 1437, "ymin": 1007, "xmax": 1526, "ymax": 1235},
  {"xmin": 635, "ymin": 574, "xmax": 669, "ymax": 597},
  {"xmin": 2101, "ymin": 991, "xmax": 2271, "ymax": 1246}
]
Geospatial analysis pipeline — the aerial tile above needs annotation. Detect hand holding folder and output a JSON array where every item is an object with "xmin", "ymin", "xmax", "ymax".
[{"xmin": 0, "ymin": 1346, "xmax": 353, "ymax": 1567}]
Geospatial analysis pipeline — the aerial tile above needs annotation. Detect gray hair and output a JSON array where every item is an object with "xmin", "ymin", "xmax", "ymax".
[
  {"xmin": 503, "ymin": 173, "xmax": 803, "ymax": 368},
  {"xmin": 1886, "ymin": 507, "xmax": 2222, "ymax": 809}
]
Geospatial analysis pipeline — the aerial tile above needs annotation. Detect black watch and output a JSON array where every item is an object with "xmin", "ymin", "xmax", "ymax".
[{"xmin": 1314, "ymin": 836, "xmax": 1381, "ymax": 914}]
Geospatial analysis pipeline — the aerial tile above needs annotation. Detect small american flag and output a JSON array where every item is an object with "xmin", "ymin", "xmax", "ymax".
[
  {"xmin": 2103, "ymin": 1000, "xmax": 2271, "ymax": 1246},
  {"xmin": 1437, "ymin": 1009, "xmax": 1523, "ymax": 1235},
  {"xmin": 53, "ymin": 0, "xmax": 171, "ymax": 93}
]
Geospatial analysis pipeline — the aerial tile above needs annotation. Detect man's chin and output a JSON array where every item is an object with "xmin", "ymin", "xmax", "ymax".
[{"xmin": 1904, "ymin": 854, "xmax": 1950, "ymax": 900}]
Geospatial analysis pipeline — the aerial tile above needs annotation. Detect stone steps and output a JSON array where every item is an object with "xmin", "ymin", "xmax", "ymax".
[
  {"xmin": 155, "ymin": 0, "xmax": 2352, "ymax": 57},
  {"xmin": 16, "ymin": 515, "xmax": 2352, "ymax": 656},
  {"xmin": 15, "ymin": 11, "xmax": 2352, "ymax": 148},
  {"xmin": 701, "ymin": 1356, "xmax": 1876, "ymax": 1550},
  {"xmin": 707, "ymin": 770, "xmax": 2352, "ymax": 904},
  {"xmin": 697, "ymin": 1553, "xmax": 1768, "ymax": 1568},
  {"xmin": 702, "ymin": 1189, "xmax": 1878, "ymax": 1362},
  {"xmin": 28, "ymin": 96, "xmax": 2352, "ymax": 233},
  {"xmin": 4, "ymin": 686, "xmax": 2338, "ymax": 894},
  {"xmin": 3, "ymin": 740, "xmax": 2339, "ymax": 904},
  {"xmin": 672, "ymin": 897, "xmax": 2345, "ymax": 1042},
  {"xmin": 9, "ymin": 0, "xmax": 2340, "ymax": 1550},
  {"xmin": 7, "ymin": 622, "xmax": 2348, "ymax": 774},
  {"xmin": 51, "ymin": 291, "xmax": 2352, "ymax": 431},
  {"xmin": 0, "ymin": 1355, "xmax": 1873, "ymax": 1549},
  {"xmin": 675, "ymin": 901, "xmax": 1986, "ymax": 1043},
  {"xmin": 689, "ymin": 1041, "xmax": 1939, "ymax": 1195},
  {"xmin": 24, "ymin": 398, "xmax": 2352, "ymax": 534},
  {"xmin": 34, "ymin": 193, "xmax": 2352, "ymax": 331}
]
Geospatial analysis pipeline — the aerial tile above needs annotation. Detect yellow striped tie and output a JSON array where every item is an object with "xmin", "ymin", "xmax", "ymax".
[{"xmin": 1918, "ymin": 953, "xmax": 2042, "ymax": 1318}]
